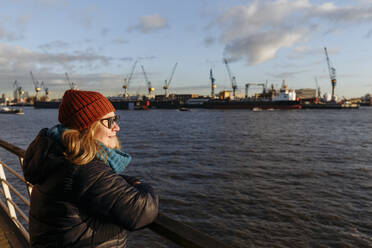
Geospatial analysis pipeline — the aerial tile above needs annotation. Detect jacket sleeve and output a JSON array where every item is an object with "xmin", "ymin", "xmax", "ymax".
[{"xmin": 74, "ymin": 160, "xmax": 158, "ymax": 231}]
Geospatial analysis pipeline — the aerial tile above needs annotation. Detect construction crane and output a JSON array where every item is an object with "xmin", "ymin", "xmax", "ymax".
[
  {"xmin": 40, "ymin": 81, "xmax": 50, "ymax": 98},
  {"xmin": 65, "ymin": 72, "xmax": 78, "ymax": 90},
  {"xmin": 30, "ymin": 71, "xmax": 41, "ymax": 100},
  {"xmin": 210, "ymin": 68, "xmax": 216, "ymax": 99},
  {"xmin": 140, "ymin": 65, "xmax": 154, "ymax": 98},
  {"xmin": 163, "ymin": 62, "xmax": 178, "ymax": 98},
  {"xmin": 324, "ymin": 47, "xmax": 336, "ymax": 102},
  {"xmin": 223, "ymin": 58, "xmax": 238, "ymax": 99},
  {"xmin": 13, "ymin": 80, "xmax": 24, "ymax": 103},
  {"xmin": 123, "ymin": 60, "xmax": 137, "ymax": 99}
]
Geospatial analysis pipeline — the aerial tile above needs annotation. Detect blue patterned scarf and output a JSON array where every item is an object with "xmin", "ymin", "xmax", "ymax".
[
  {"xmin": 47, "ymin": 124, "xmax": 131, "ymax": 174},
  {"xmin": 96, "ymin": 143, "xmax": 131, "ymax": 174}
]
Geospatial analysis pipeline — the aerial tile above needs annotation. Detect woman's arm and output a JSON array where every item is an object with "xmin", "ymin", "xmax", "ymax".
[{"xmin": 74, "ymin": 160, "xmax": 159, "ymax": 231}]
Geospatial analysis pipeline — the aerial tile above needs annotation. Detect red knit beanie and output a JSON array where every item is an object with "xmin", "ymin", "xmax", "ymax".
[{"xmin": 58, "ymin": 89, "xmax": 115, "ymax": 130}]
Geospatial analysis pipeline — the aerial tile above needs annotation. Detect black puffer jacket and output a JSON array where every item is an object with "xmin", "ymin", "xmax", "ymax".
[{"xmin": 22, "ymin": 129, "xmax": 159, "ymax": 248}]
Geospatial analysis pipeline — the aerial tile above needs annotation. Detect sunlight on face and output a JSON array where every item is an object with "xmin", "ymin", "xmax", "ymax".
[{"xmin": 94, "ymin": 112, "xmax": 120, "ymax": 148}]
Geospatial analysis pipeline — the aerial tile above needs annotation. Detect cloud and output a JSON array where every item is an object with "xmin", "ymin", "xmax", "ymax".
[
  {"xmin": 128, "ymin": 14, "xmax": 168, "ymax": 33},
  {"xmin": 101, "ymin": 27, "xmax": 109, "ymax": 36},
  {"xmin": 0, "ymin": 26, "xmax": 23, "ymax": 41},
  {"xmin": 213, "ymin": 0, "xmax": 372, "ymax": 65},
  {"xmin": 0, "ymin": 15, "xmax": 29, "ymax": 41},
  {"xmin": 79, "ymin": 15, "xmax": 93, "ymax": 29},
  {"xmin": 112, "ymin": 38, "xmax": 128, "ymax": 45},
  {"xmin": 204, "ymin": 36, "xmax": 216, "ymax": 46},
  {"xmin": 0, "ymin": 43, "xmax": 133, "ymax": 97},
  {"xmin": 288, "ymin": 46, "xmax": 323, "ymax": 59},
  {"xmin": 224, "ymin": 30, "xmax": 305, "ymax": 64},
  {"xmin": 0, "ymin": 42, "xmax": 116, "ymax": 76},
  {"xmin": 365, "ymin": 29, "xmax": 372, "ymax": 38},
  {"xmin": 312, "ymin": 2, "xmax": 372, "ymax": 21},
  {"xmin": 269, "ymin": 69, "xmax": 309, "ymax": 79},
  {"xmin": 33, "ymin": 0, "xmax": 67, "ymax": 5},
  {"xmin": 215, "ymin": 0, "xmax": 311, "ymax": 64},
  {"xmin": 137, "ymin": 56, "xmax": 157, "ymax": 60},
  {"xmin": 39, "ymin": 40, "xmax": 69, "ymax": 51}
]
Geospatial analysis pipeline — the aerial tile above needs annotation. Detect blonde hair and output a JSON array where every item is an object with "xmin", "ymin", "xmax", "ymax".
[{"xmin": 61, "ymin": 121, "xmax": 121, "ymax": 165}]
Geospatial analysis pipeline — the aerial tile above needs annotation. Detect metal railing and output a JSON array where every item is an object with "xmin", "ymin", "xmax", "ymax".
[{"xmin": 0, "ymin": 138, "xmax": 231, "ymax": 248}]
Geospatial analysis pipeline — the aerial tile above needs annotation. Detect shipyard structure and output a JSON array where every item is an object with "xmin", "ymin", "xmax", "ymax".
[{"xmin": 2, "ymin": 47, "xmax": 362, "ymax": 110}]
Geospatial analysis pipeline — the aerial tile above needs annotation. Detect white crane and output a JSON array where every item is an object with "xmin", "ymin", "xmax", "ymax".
[
  {"xmin": 13, "ymin": 80, "xmax": 24, "ymax": 103},
  {"xmin": 40, "ymin": 81, "xmax": 50, "ymax": 100},
  {"xmin": 223, "ymin": 58, "xmax": 238, "ymax": 99},
  {"xmin": 65, "ymin": 72, "xmax": 78, "ymax": 90},
  {"xmin": 123, "ymin": 61, "xmax": 137, "ymax": 99},
  {"xmin": 30, "ymin": 71, "xmax": 41, "ymax": 100},
  {"xmin": 324, "ymin": 47, "xmax": 336, "ymax": 102},
  {"xmin": 163, "ymin": 62, "xmax": 178, "ymax": 98},
  {"xmin": 210, "ymin": 68, "xmax": 216, "ymax": 99},
  {"xmin": 141, "ymin": 65, "xmax": 154, "ymax": 98}
]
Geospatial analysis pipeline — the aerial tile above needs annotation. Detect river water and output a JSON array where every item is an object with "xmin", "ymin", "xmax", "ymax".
[{"xmin": 0, "ymin": 106, "xmax": 371, "ymax": 247}]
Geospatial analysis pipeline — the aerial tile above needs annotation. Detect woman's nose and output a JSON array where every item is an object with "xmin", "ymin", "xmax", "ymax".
[{"xmin": 112, "ymin": 122, "xmax": 120, "ymax": 131}]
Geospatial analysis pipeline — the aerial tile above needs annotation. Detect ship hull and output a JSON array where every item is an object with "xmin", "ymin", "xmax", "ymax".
[
  {"xmin": 34, "ymin": 101, "xmax": 61, "ymax": 108},
  {"xmin": 204, "ymin": 100, "xmax": 302, "ymax": 110},
  {"xmin": 110, "ymin": 100, "xmax": 151, "ymax": 110},
  {"xmin": 152, "ymin": 100, "xmax": 182, "ymax": 109},
  {"xmin": 301, "ymin": 103, "xmax": 359, "ymax": 109},
  {"xmin": 110, "ymin": 100, "xmax": 130, "ymax": 110}
]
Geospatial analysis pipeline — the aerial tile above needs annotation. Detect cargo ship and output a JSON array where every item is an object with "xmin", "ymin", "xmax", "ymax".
[
  {"xmin": 109, "ymin": 96, "xmax": 151, "ymax": 110},
  {"xmin": 204, "ymin": 81, "xmax": 302, "ymax": 110}
]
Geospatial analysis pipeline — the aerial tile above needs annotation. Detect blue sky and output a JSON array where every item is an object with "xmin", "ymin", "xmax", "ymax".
[{"xmin": 1, "ymin": 0, "xmax": 372, "ymax": 99}]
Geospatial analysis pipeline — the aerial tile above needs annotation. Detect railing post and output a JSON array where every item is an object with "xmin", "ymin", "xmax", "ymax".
[
  {"xmin": 18, "ymin": 157, "xmax": 32, "ymax": 196},
  {"xmin": 0, "ymin": 163, "xmax": 18, "ymax": 221}
]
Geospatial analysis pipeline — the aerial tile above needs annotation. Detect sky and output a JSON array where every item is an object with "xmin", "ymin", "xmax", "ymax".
[{"xmin": 1, "ymin": 0, "xmax": 372, "ymax": 99}]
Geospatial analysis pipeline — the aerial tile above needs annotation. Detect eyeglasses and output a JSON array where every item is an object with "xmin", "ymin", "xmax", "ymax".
[{"xmin": 100, "ymin": 115, "xmax": 120, "ymax": 129}]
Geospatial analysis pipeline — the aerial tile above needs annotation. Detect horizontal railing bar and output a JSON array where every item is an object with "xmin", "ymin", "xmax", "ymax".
[
  {"xmin": 0, "ymin": 161, "xmax": 31, "ymax": 186},
  {"xmin": 0, "ymin": 179, "xmax": 30, "ymax": 207},
  {"xmin": 0, "ymin": 138, "xmax": 232, "ymax": 248},
  {"xmin": 149, "ymin": 213, "xmax": 231, "ymax": 248},
  {"xmin": 0, "ymin": 139, "xmax": 25, "ymax": 158}
]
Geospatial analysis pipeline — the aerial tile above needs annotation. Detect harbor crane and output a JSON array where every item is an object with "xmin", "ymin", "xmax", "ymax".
[
  {"xmin": 163, "ymin": 62, "xmax": 178, "ymax": 98},
  {"xmin": 30, "ymin": 71, "xmax": 41, "ymax": 101},
  {"xmin": 210, "ymin": 68, "xmax": 216, "ymax": 99},
  {"xmin": 40, "ymin": 81, "xmax": 50, "ymax": 99},
  {"xmin": 140, "ymin": 65, "xmax": 154, "ymax": 98},
  {"xmin": 223, "ymin": 58, "xmax": 238, "ymax": 99},
  {"xmin": 65, "ymin": 72, "xmax": 78, "ymax": 90},
  {"xmin": 123, "ymin": 60, "xmax": 137, "ymax": 99},
  {"xmin": 13, "ymin": 80, "xmax": 24, "ymax": 102},
  {"xmin": 324, "ymin": 47, "xmax": 337, "ymax": 102}
]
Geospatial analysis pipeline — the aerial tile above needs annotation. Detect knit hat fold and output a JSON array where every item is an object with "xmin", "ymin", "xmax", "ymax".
[{"xmin": 58, "ymin": 89, "xmax": 115, "ymax": 130}]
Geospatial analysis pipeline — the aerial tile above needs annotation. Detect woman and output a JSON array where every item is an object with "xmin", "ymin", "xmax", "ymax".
[{"xmin": 22, "ymin": 89, "xmax": 158, "ymax": 247}]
